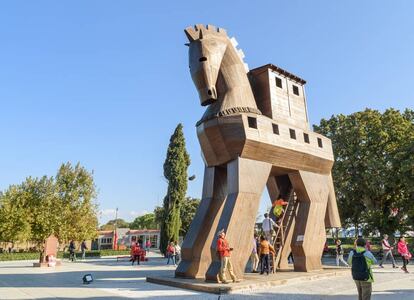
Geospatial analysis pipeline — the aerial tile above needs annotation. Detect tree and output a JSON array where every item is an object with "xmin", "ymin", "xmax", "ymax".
[
  {"xmin": 0, "ymin": 185, "xmax": 31, "ymax": 247},
  {"xmin": 55, "ymin": 162, "xmax": 98, "ymax": 242},
  {"xmin": 179, "ymin": 197, "xmax": 200, "ymax": 236},
  {"xmin": 159, "ymin": 124, "xmax": 190, "ymax": 254},
  {"xmin": 154, "ymin": 197, "xmax": 200, "ymax": 237},
  {"xmin": 100, "ymin": 218, "xmax": 129, "ymax": 230},
  {"xmin": 314, "ymin": 108, "xmax": 414, "ymax": 236},
  {"xmin": 130, "ymin": 213, "xmax": 157, "ymax": 230},
  {"xmin": 0, "ymin": 162, "xmax": 99, "ymax": 257}
]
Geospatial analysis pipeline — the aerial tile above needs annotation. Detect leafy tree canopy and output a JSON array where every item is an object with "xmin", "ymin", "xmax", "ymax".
[{"xmin": 314, "ymin": 108, "xmax": 414, "ymax": 236}]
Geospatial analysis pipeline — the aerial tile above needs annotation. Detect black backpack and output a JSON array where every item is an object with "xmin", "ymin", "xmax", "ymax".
[{"xmin": 351, "ymin": 250, "xmax": 370, "ymax": 281}]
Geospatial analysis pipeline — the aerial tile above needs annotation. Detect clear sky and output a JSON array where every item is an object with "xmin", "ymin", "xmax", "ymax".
[{"xmin": 0, "ymin": 1, "xmax": 413, "ymax": 224}]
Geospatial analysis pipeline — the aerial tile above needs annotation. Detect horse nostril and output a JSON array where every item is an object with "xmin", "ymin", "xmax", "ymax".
[{"xmin": 208, "ymin": 90, "xmax": 212, "ymax": 96}]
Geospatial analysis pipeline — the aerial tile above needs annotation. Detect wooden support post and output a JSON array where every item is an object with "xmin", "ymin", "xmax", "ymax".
[
  {"xmin": 205, "ymin": 157, "xmax": 271, "ymax": 281},
  {"xmin": 175, "ymin": 166, "xmax": 227, "ymax": 278},
  {"xmin": 288, "ymin": 171, "xmax": 330, "ymax": 272}
]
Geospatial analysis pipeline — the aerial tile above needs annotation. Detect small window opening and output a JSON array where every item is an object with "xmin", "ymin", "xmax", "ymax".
[
  {"xmin": 292, "ymin": 85, "xmax": 299, "ymax": 96},
  {"xmin": 275, "ymin": 77, "xmax": 282, "ymax": 88},
  {"xmin": 303, "ymin": 133, "xmax": 310, "ymax": 143},
  {"xmin": 317, "ymin": 137, "xmax": 323, "ymax": 148},
  {"xmin": 199, "ymin": 57, "xmax": 207, "ymax": 62},
  {"xmin": 272, "ymin": 123, "xmax": 279, "ymax": 135},
  {"xmin": 248, "ymin": 117, "xmax": 257, "ymax": 129},
  {"xmin": 289, "ymin": 129, "xmax": 296, "ymax": 139}
]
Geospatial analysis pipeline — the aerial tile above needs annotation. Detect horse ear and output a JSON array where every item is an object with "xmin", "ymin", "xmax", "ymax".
[{"xmin": 184, "ymin": 27, "xmax": 197, "ymax": 42}]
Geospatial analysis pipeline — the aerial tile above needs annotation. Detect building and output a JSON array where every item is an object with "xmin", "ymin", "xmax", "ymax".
[{"xmin": 91, "ymin": 228, "xmax": 160, "ymax": 250}]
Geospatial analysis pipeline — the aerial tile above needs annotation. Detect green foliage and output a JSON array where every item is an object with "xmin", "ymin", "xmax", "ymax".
[
  {"xmin": 178, "ymin": 197, "xmax": 200, "ymax": 236},
  {"xmin": 160, "ymin": 124, "xmax": 190, "ymax": 254},
  {"xmin": 0, "ymin": 249, "xmax": 131, "ymax": 261},
  {"xmin": 100, "ymin": 218, "xmax": 130, "ymax": 230},
  {"xmin": 130, "ymin": 213, "xmax": 157, "ymax": 230},
  {"xmin": 314, "ymin": 108, "xmax": 414, "ymax": 235},
  {"xmin": 155, "ymin": 197, "xmax": 200, "ymax": 238},
  {"xmin": 0, "ymin": 162, "xmax": 98, "ymax": 253}
]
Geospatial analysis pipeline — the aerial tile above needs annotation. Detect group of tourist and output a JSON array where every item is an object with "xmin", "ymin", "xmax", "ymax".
[
  {"xmin": 130, "ymin": 240, "xmax": 151, "ymax": 265},
  {"xmin": 333, "ymin": 235, "xmax": 411, "ymax": 300},
  {"xmin": 165, "ymin": 241, "xmax": 181, "ymax": 266},
  {"xmin": 335, "ymin": 234, "xmax": 411, "ymax": 273},
  {"xmin": 67, "ymin": 240, "xmax": 88, "ymax": 262}
]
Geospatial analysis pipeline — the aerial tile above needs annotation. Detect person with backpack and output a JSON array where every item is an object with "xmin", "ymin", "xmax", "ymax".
[
  {"xmin": 335, "ymin": 239, "xmax": 349, "ymax": 267},
  {"xmin": 262, "ymin": 213, "xmax": 277, "ymax": 243},
  {"xmin": 379, "ymin": 234, "xmax": 397, "ymax": 268},
  {"xmin": 348, "ymin": 238, "xmax": 377, "ymax": 300},
  {"xmin": 397, "ymin": 236, "xmax": 411, "ymax": 273},
  {"xmin": 68, "ymin": 240, "xmax": 76, "ymax": 262}
]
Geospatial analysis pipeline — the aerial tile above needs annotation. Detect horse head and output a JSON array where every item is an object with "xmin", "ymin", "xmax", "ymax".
[{"xmin": 185, "ymin": 24, "xmax": 228, "ymax": 106}]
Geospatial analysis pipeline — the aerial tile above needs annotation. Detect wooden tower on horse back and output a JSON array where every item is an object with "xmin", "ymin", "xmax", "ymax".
[{"xmin": 175, "ymin": 24, "xmax": 341, "ymax": 281}]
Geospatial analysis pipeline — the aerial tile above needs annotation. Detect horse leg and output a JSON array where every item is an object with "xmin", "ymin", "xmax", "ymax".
[
  {"xmin": 175, "ymin": 166, "xmax": 227, "ymax": 278},
  {"xmin": 288, "ymin": 171, "xmax": 330, "ymax": 271},
  {"xmin": 205, "ymin": 157, "xmax": 272, "ymax": 281}
]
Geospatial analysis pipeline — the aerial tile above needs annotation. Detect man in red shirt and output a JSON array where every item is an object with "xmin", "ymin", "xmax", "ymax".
[{"xmin": 216, "ymin": 229, "xmax": 239, "ymax": 283}]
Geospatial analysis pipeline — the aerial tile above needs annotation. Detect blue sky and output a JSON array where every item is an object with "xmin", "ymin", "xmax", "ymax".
[{"xmin": 0, "ymin": 1, "xmax": 413, "ymax": 224}]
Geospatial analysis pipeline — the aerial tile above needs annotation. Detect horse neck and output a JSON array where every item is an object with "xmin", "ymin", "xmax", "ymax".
[{"xmin": 216, "ymin": 44, "xmax": 257, "ymax": 110}]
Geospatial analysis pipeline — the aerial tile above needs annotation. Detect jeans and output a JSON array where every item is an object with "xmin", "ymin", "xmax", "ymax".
[
  {"xmin": 354, "ymin": 280, "xmax": 372, "ymax": 300},
  {"xmin": 167, "ymin": 253, "xmax": 176, "ymax": 265},
  {"xmin": 69, "ymin": 251, "xmax": 76, "ymax": 262},
  {"xmin": 402, "ymin": 257, "xmax": 409, "ymax": 269},
  {"xmin": 379, "ymin": 250, "xmax": 396, "ymax": 266},
  {"xmin": 260, "ymin": 254, "xmax": 270, "ymax": 274},
  {"xmin": 336, "ymin": 254, "xmax": 349, "ymax": 266}
]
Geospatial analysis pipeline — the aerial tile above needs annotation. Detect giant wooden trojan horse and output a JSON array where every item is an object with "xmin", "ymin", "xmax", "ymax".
[{"xmin": 175, "ymin": 24, "xmax": 341, "ymax": 281}]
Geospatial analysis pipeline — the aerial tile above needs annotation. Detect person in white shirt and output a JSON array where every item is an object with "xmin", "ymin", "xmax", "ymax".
[
  {"xmin": 262, "ymin": 213, "xmax": 277, "ymax": 243},
  {"xmin": 174, "ymin": 241, "xmax": 181, "ymax": 264},
  {"xmin": 379, "ymin": 234, "xmax": 397, "ymax": 268}
]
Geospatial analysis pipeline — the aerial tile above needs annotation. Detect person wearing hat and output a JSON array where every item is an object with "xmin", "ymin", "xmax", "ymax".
[{"xmin": 216, "ymin": 229, "xmax": 239, "ymax": 283}]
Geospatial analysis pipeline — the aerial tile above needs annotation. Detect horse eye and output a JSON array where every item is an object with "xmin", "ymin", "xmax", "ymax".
[{"xmin": 199, "ymin": 57, "xmax": 207, "ymax": 62}]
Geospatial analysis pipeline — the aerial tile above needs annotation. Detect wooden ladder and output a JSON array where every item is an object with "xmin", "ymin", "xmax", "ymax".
[{"xmin": 272, "ymin": 187, "xmax": 297, "ymax": 271}]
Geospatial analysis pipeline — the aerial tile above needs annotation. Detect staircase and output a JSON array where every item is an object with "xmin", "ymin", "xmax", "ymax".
[{"xmin": 272, "ymin": 186, "xmax": 298, "ymax": 271}]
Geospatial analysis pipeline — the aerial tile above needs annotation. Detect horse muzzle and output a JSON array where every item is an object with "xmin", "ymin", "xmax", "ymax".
[{"xmin": 199, "ymin": 86, "xmax": 217, "ymax": 106}]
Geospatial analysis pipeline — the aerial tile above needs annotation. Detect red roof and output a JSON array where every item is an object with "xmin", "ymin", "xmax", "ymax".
[{"xmin": 127, "ymin": 229, "xmax": 160, "ymax": 234}]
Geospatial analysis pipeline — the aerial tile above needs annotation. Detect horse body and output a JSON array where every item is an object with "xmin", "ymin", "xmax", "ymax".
[{"xmin": 176, "ymin": 24, "xmax": 341, "ymax": 281}]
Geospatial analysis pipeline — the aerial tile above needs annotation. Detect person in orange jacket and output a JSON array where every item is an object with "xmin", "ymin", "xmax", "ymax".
[
  {"xmin": 216, "ymin": 229, "xmax": 240, "ymax": 284},
  {"xmin": 258, "ymin": 235, "xmax": 275, "ymax": 275}
]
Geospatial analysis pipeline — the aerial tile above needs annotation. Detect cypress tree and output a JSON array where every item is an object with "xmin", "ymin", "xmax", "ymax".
[{"xmin": 160, "ymin": 123, "xmax": 190, "ymax": 254}]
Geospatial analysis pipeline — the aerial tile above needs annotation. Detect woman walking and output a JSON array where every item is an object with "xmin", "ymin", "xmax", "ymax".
[
  {"xmin": 166, "ymin": 242, "xmax": 176, "ymax": 266},
  {"xmin": 397, "ymin": 237, "xmax": 411, "ymax": 273},
  {"xmin": 335, "ymin": 239, "xmax": 349, "ymax": 267}
]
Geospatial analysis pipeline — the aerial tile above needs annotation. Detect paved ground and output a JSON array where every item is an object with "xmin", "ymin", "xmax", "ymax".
[{"xmin": 0, "ymin": 253, "xmax": 412, "ymax": 299}]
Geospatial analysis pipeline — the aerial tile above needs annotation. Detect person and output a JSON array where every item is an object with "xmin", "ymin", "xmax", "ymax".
[
  {"xmin": 262, "ymin": 213, "xmax": 277, "ymax": 243},
  {"xmin": 69, "ymin": 240, "xmax": 76, "ymax": 262},
  {"xmin": 174, "ymin": 241, "xmax": 181, "ymax": 264},
  {"xmin": 288, "ymin": 252, "xmax": 294, "ymax": 264},
  {"xmin": 259, "ymin": 235, "xmax": 275, "ymax": 275},
  {"xmin": 379, "ymin": 234, "xmax": 397, "ymax": 268},
  {"xmin": 250, "ymin": 233, "xmax": 259, "ymax": 273},
  {"xmin": 397, "ymin": 236, "xmax": 411, "ymax": 273},
  {"xmin": 348, "ymin": 238, "xmax": 377, "ymax": 300},
  {"xmin": 166, "ymin": 242, "xmax": 176, "ymax": 266},
  {"xmin": 131, "ymin": 242, "xmax": 142, "ymax": 265},
  {"xmin": 272, "ymin": 197, "xmax": 288, "ymax": 219},
  {"xmin": 80, "ymin": 240, "xmax": 88, "ymax": 260},
  {"xmin": 365, "ymin": 239, "xmax": 372, "ymax": 252},
  {"xmin": 145, "ymin": 239, "xmax": 151, "ymax": 254},
  {"xmin": 336, "ymin": 239, "xmax": 349, "ymax": 267},
  {"xmin": 216, "ymin": 229, "xmax": 239, "ymax": 283}
]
